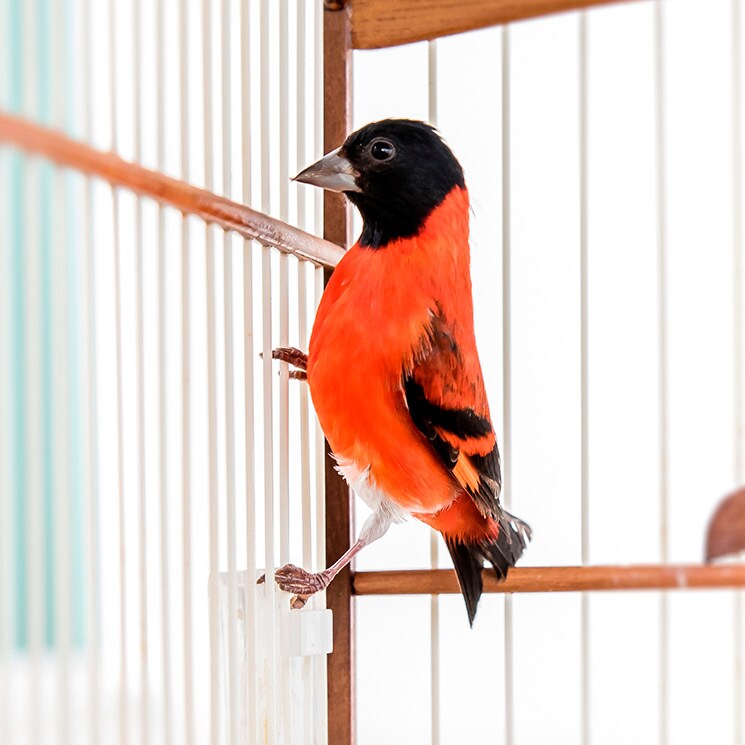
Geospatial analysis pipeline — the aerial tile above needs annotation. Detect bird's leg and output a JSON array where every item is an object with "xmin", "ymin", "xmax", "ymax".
[
  {"xmin": 268, "ymin": 505, "xmax": 395, "ymax": 608},
  {"xmin": 273, "ymin": 539, "xmax": 367, "ymax": 608}
]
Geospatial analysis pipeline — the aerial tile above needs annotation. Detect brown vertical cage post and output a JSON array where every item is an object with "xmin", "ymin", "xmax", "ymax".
[{"xmin": 323, "ymin": 2, "xmax": 355, "ymax": 745}]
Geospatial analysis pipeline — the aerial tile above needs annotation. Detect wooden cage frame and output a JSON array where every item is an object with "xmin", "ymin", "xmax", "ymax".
[{"xmin": 1, "ymin": 0, "xmax": 744, "ymax": 742}]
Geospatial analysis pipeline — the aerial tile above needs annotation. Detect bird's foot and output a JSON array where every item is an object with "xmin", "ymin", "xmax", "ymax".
[
  {"xmin": 272, "ymin": 347, "xmax": 308, "ymax": 371},
  {"xmin": 274, "ymin": 563, "xmax": 331, "ymax": 598},
  {"xmin": 255, "ymin": 565, "xmax": 326, "ymax": 608}
]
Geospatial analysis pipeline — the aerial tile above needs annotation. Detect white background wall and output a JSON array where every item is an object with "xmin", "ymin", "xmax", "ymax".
[
  {"xmin": 352, "ymin": 2, "xmax": 745, "ymax": 743},
  {"xmin": 3, "ymin": 1, "xmax": 745, "ymax": 744}
]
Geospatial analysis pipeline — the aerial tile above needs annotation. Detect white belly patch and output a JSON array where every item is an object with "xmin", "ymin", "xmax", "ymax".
[{"xmin": 334, "ymin": 457, "xmax": 408, "ymax": 524}]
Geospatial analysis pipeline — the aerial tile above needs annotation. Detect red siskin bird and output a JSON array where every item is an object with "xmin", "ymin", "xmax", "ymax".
[{"xmin": 273, "ymin": 119, "xmax": 531, "ymax": 625}]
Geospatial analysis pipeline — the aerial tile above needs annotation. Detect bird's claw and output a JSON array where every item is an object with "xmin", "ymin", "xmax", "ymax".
[
  {"xmin": 257, "ymin": 567, "xmax": 324, "ymax": 609},
  {"xmin": 271, "ymin": 347, "xmax": 308, "ymax": 371},
  {"xmin": 274, "ymin": 563, "xmax": 330, "ymax": 596}
]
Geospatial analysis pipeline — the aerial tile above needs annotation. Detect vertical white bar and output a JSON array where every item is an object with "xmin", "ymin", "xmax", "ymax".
[
  {"xmin": 242, "ymin": 245, "xmax": 258, "ymax": 745},
  {"xmin": 260, "ymin": 0, "xmax": 272, "ymax": 219},
  {"xmin": 242, "ymin": 229, "xmax": 258, "ymax": 745},
  {"xmin": 731, "ymin": 0, "xmax": 745, "ymax": 741},
  {"xmin": 578, "ymin": 13, "xmax": 590, "ymax": 745},
  {"xmin": 295, "ymin": 3, "xmax": 315, "ymax": 739},
  {"xmin": 261, "ymin": 243, "xmax": 277, "ymax": 745},
  {"xmin": 277, "ymin": 0, "xmax": 293, "ymax": 738},
  {"xmin": 178, "ymin": 1, "xmax": 194, "ymax": 743},
  {"xmin": 260, "ymin": 7, "xmax": 277, "ymax": 736},
  {"xmin": 51, "ymin": 0, "xmax": 71, "ymax": 739},
  {"xmin": 313, "ymin": 266, "xmax": 327, "ymax": 745},
  {"xmin": 52, "ymin": 173, "xmax": 72, "ymax": 745},
  {"xmin": 312, "ymin": 8, "xmax": 327, "ymax": 739},
  {"xmin": 654, "ymin": 5, "xmax": 670, "ymax": 745},
  {"xmin": 313, "ymin": 0, "xmax": 323, "ymax": 235},
  {"xmin": 296, "ymin": 0, "xmax": 307, "ymax": 233},
  {"xmin": 21, "ymin": 1, "xmax": 43, "ymax": 741},
  {"xmin": 298, "ymin": 262, "xmax": 313, "ymax": 738},
  {"xmin": 239, "ymin": 1, "xmax": 258, "ymax": 743},
  {"xmin": 180, "ymin": 203, "xmax": 194, "ymax": 742},
  {"xmin": 80, "ymin": 0, "xmax": 101, "ymax": 740},
  {"xmin": 278, "ymin": 0, "xmax": 290, "ymax": 571},
  {"xmin": 0, "ymin": 0, "xmax": 6, "ymax": 729},
  {"xmin": 108, "ymin": 0, "xmax": 129, "ymax": 740},
  {"xmin": 501, "ymin": 24, "xmax": 515, "ymax": 745},
  {"xmin": 25, "ymin": 181, "xmax": 43, "ymax": 745},
  {"xmin": 734, "ymin": 0, "xmax": 744, "ymax": 520},
  {"xmin": 278, "ymin": 0, "xmax": 290, "ymax": 224},
  {"xmin": 155, "ymin": 0, "xmax": 173, "ymax": 741},
  {"xmin": 206, "ymin": 231, "xmax": 219, "ymax": 745},
  {"xmin": 277, "ymin": 255, "xmax": 290, "ymax": 732},
  {"xmin": 201, "ymin": 0, "xmax": 220, "ymax": 741},
  {"xmin": 132, "ymin": 0, "xmax": 151, "ymax": 738},
  {"xmin": 312, "ymin": 5, "xmax": 325, "ymax": 554},
  {"xmin": 220, "ymin": 0, "xmax": 240, "ymax": 742},
  {"xmin": 222, "ymin": 204, "xmax": 239, "ymax": 745},
  {"xmin": 427, "ymin": 36, "xmax": 441, "ymax": 745}
]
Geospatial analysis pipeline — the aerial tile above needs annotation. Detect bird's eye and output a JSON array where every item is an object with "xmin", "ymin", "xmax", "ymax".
[{"xmin": 369, "ymin": 138, "xmax": 396, "ymax": 162}]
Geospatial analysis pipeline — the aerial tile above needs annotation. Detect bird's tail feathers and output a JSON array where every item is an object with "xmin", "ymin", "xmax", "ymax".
[{"xmin": 445, "ymin": 509, "xmax": 532, "ymax": 626}]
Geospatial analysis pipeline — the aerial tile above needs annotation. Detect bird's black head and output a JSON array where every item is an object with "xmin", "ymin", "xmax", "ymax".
[{"xmin": 294, "ymin": 119, "xmax": 466, "ymax": 249}]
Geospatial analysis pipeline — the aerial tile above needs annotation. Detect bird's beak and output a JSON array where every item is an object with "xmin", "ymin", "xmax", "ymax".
[{"xmin": 292, "ymin": 148, "xmax": 361, "ymax": 193}]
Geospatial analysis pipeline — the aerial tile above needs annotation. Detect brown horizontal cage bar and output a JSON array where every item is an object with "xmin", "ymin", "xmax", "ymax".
[
  {"xmin": 0, "ymin": 111, "xmax": 344, "ymax": 269},
  {"xmin": 352, "ymin": 565, "xmax": 745, "ymax": 595},
  {"xmin": 346, "ymin": 0, "xmax": 645, "ymax": 50}
]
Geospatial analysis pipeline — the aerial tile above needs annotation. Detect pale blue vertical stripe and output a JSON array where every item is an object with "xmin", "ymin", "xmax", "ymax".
[
  {"xmin": 7, "ymin": 0, "xmax": 88, "ymax": 652},
  {"xmin": 37, "ymin": 0, "xmax": 56, "ymax": 648},
  {"xmin": 0, "ymin": 0, "xmax": 12, "ymax": 661},
  {"xmin": 65, "ymin": 0, "xmax": 86, "ymax": 647},
  {"xmin": 8, "ymin": 0, "xmax": 28, "ymax": 649}
]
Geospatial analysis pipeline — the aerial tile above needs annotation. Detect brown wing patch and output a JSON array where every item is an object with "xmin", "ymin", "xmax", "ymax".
[{"xmin": 404, "ymin": 312, "xmax": 502, "ymax": 520}]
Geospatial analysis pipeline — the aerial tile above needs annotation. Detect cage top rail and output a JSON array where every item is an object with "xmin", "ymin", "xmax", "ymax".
[
  {"xmin": 0, "ymin": 111, "xmax": 345, "ymax": 268},
  {"xmin": 352, "ymin": 564, "xmax": 745, "ymax": 595},
  {"xmin": 343, "ymin": 0, "xmax": 642, "ymax": 50}
]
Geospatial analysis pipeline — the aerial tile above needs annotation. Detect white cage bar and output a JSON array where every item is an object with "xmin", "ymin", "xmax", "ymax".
[{"xmin": 3, "ymin": 2, "xmax": 745, "ymax": 745}]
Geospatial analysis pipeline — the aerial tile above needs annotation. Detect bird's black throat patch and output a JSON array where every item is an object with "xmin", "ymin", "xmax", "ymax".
[{"xmin": 340, "ymin": 119, "xmax": 465, "ymax": 250}]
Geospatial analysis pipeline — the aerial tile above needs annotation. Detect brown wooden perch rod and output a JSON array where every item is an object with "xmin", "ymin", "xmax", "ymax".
[{"xmin": 352, "ymin": 564, "xmax": 745, "ymax": 595}]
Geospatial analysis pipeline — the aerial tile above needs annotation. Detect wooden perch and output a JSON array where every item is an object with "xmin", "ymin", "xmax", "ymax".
[
  {"xmin": 0, "ymin": 110, "xmax": 345, "ymax": 269},
  {"xmin": 353, "ymin": 564, "xmax": 745, "ymax": 595}
]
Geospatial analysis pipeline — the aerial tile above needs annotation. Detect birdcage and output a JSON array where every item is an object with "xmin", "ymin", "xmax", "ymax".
[{"xmin": 2, "ymin": 1, "xmax": 745, "ymax": 744}]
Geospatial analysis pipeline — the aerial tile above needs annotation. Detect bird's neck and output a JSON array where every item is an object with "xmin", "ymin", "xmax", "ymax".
[{"xmin": 350, "ymin": 185, "xmax": 470, "ymax": 251}]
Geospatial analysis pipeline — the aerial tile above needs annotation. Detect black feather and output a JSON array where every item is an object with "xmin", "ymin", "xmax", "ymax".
[
  {"xmin": 445, "ymin": 538, "xmax": 484, "ymax": 627},
  {"xmin": 446, "ymin": 511, "xmax": 532, "ymax": 626},
  {"xmin": 340, "ymin": 119, "xmax": 466, "ymax": 249}
]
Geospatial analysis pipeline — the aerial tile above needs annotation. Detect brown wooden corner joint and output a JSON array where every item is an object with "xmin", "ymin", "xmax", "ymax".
[{"xmin": 351, "ymin": 564, "xmax": 745, "ymax": 595}]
